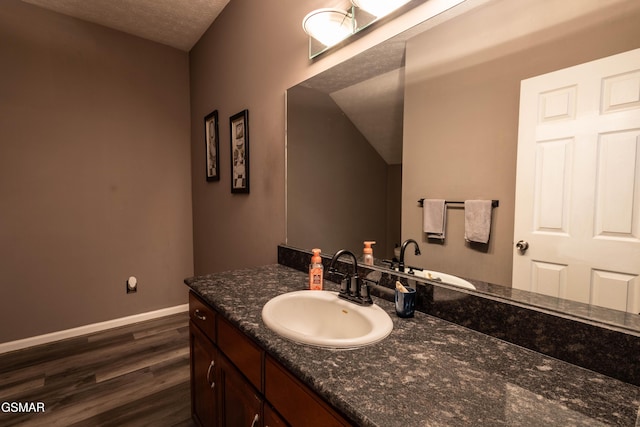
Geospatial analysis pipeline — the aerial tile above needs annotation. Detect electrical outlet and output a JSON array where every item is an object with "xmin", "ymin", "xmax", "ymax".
[{"xmin": 126, "ymin": 276, "xmax": 138, "ymax": 294}]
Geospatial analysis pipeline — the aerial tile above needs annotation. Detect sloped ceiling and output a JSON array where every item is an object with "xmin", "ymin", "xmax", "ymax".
[
  {"xmin": 20, "ymin": 0, "xmax": 230, "ymax": 51},
  {"xmin": 330, "ymin": 69, "xmax": 405, "ymax": 165}
]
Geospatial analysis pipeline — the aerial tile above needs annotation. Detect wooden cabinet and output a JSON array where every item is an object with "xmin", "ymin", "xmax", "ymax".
[
  {"xmin": 189, "ymin": 292, "xmax": 219, "ymax": 427},
  {"xmin": 190, "ymin": 321, "xmax": 218, "ymax": 427},
  {"xmin": 219, "ymin": 354, "xmax": 263, "ymax": 427},
  {"xmin": 189, "ymin": 292, "xmax": 217, "ymax": 339},
  {"xmin": 265, "ymin": 356, "xmax": 350, "ymax": 427},
  {"xmin": 189, "ymin": 291, "xmax": 353, "ymax": 427},
  {"xmin": 217, "ymin": 316, "xmax": 263, "ymax": 391},
  {"xmin": 264, "ymin": 404, "xmax": 287, "ymax": 427}
]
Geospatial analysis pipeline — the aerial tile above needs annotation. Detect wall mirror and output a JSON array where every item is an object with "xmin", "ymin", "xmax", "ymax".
[{"xmin": 286, "ymin": 0, "xmax": 640, "ymax": 333}]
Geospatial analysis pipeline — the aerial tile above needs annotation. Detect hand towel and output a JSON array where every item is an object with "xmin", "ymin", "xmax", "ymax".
[
  {"xmin": 464, "ymin": 200, "xmax": 493, "ymax": 244},
  {"xmin": 423, "ymin": 199, "xmax": 446, "ymax": 240}
]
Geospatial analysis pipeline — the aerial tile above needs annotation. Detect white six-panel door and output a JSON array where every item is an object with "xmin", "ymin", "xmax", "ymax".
[{"xmin": 513, "ymin": 48, "xmax": 640, "ymax": 313}]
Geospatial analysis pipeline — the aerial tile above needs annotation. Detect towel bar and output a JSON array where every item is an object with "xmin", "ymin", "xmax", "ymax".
[{"xmin": 417, "ymin": 199, "xmax": 499, "ymax": 208}]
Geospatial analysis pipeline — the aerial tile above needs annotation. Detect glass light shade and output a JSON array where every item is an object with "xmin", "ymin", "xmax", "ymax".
[
  {"xmin": 351, "ymin": 0, "xmax": 411, "ymax": 18},
  {"xmin": 302, "ymin": 8, "xmax": 355, "ymax": 47}
]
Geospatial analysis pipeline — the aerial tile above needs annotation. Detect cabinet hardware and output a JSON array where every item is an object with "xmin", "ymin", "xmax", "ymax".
[
  {"xmin": 206, "ymin": 360, "xmax": 215, "ymax": 389},
  {"xmin": 250, "ymin": 413, "xmax": 259, "ymax": 427},
  {"xmin": 194, "ymin": 309, "xmax": 207, "ymax": 321},
  {"xmin": 515, "ymin": 240, "xmax": 529, "ymax": 254}
]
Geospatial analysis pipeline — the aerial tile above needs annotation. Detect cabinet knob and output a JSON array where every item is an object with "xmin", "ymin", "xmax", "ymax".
[{"xmin": 194, "ymin": 309, "xmax": 206, "ymax": 321}]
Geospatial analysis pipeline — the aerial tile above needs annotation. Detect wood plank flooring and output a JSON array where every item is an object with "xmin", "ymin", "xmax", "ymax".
[{"xmin": 0, "ymin": 312, "xmax": 194, "ymax": 427}]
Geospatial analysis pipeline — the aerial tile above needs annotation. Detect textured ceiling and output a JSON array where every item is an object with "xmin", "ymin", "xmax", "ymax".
[{"xmin": 21, "ymin": 0, "xmax": 230, "ymax": 51}]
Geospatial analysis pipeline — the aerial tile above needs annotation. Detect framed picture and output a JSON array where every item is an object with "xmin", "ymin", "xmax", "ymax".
[
  {"xmin": 204, "ymin": 110, "xmax": 220, "ymax": 181},
  {"xmin": 230, "ymin": 109, "xmax": 250, "ymax": 193}
]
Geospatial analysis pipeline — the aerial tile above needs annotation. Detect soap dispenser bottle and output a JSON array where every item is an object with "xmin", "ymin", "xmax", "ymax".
[
  {"xmin": 309, "ymin": 248, "xmax": 324, "ymax": 290},
  {"xmin": 363, "ymin": 241, "xmax": 376, "ymax": 266}
]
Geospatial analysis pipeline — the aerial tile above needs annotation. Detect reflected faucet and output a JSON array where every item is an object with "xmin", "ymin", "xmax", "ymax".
[
  {"xmin": 399, "ymin": 239, "xmax": 421, "ymax": 273},
  {"xmin": 328, "ymin": 249, "xmax": 373, "ymax": 305}
]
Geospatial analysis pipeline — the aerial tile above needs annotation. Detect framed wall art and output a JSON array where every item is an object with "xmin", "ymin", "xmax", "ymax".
[
  {"xmin": 229, "ymin": 109, "xmax": 250, "ymax": 193},
  {"xmin": 204, "ymin": 110, "xmax": 220, "ymax": 181}
]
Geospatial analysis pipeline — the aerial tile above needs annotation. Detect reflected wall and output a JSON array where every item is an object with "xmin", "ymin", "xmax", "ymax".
[
  {"xmin": 287, "ymin": 85, "xmax": 401, "ymax": 258},
  {"xmin": 401, "ymin": 8, "xmax": 640, "ymax": 286}
]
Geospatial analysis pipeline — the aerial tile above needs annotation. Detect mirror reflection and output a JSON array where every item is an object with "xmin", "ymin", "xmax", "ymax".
[
  {"xmin": 286, "ymin": 74, "xmax": 402, "ymax": 260},
  {"xmin": 286, "ymin": 0, "xmax": 640, "ymax": 323}
]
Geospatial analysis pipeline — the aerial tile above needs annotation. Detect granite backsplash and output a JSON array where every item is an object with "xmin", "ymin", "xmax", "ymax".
[{"xmin": 278, "ymin": 244, "xmax": 640, "ymax": 386}]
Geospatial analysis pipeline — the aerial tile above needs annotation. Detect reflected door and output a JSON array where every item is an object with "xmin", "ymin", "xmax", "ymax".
[{"xmin": 513, "ymin": 48, "xmax": 640, "ymax": 313}]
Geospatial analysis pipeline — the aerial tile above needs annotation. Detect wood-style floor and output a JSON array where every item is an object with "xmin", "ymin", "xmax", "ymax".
[{"xmin": 0, "ymin": 312, "xmax": 194, "ymax": 427}]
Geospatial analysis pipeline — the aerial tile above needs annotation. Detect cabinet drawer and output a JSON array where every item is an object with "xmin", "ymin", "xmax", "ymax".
[
  {"xmin": 189, "ymin": 292, "xmax": 216, "ymax": 342},
  {"xmin": 217, "ymin": 316, "xmax": 263, "ymax": 391},
  {"xmin": 265, "ymin": 356, "xmax": 352, "ymax": 427}
]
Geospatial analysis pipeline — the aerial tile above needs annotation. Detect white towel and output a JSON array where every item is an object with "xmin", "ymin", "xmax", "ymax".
[
  {"xmin": 423, "ymin": 199, "xmax": 446, "ymax": 240},
  {"xmin": 464, "ymin": 200, "xmax": 493, "ymax": 244}
]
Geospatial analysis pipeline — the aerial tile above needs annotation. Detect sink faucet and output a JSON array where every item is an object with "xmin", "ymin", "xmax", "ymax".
[
  {"xmin": 399, "ymin": 239, "xmax": 421, "ymax": 273},
  {"xmin": 328, "ymin": 249, "xmax": 373, "ymax": 306}
]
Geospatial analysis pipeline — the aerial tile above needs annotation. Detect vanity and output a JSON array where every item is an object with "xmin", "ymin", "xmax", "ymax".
[
  {"xmin": 188, "ymin": 290, "xmax": 350, "ymax": 427},
  {"xmin": 185, "ymin": 247, "xmax": 640, "ymax": 426}
]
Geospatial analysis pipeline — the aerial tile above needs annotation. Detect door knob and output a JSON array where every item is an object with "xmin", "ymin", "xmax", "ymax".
[{"xmin": 515, "ymin": 240, "xmax": 529, "ymax": 253}]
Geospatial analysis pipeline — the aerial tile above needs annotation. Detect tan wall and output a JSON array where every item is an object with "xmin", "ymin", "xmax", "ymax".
[
  {"xmin": 386, "ymin": 164, "xmax": 402, "ymax": 259},
  {"xmin": 0, "ymin": 1, "xmax": 192, "ymax": 342},
  {"xmin": 287, "ymin": 86, "xmax": 390, "ymax": 258},
  {"xmin": 0, "ymin": 0, "xmax": 458, "ymax": 343},
  {"xmin": 190, "ymin": 0, "xmax": 640, "ymax": 280},
  {"xmin": 402, "ymin": 8, "xmax": 640, "ymax": 286},
  {"xmin": 189, "ymin": 0, "xmax": 443, "ymax": 274}
]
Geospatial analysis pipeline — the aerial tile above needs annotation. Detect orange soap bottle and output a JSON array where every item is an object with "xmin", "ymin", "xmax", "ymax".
[
  {"xmin": 309, "ymin": 248, "xmax": 324, "ymax": 290},
  {"xmin": 363, "ymin": 241, "xmax": 376, "ymax": 266}
]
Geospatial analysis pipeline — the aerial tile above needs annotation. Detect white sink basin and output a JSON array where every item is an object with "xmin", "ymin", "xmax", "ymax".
[
  {"xmin": 262, "ymin": 290, "xmax": 393, "ymax": 349},
  {"xmin": 398, "ymin": 269, "xmax": 476, "ymax": 290}
]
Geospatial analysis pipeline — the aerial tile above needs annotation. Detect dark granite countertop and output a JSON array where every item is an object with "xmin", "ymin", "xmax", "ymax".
[{"xmin": 185, "ymin": 264, "xmax": 640, "ymax": 427}]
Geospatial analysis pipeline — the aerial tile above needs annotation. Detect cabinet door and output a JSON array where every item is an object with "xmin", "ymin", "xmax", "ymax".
[
  {"xmin": 265, "ymin": 356, "xmax": 351, "ymax": 427},
  {"xmin": 190, "ymin": 321, "xmax": 218, "ymax": 427},
  {"xmin": 219, "ymin": 354, "xmax": 262, "ymax": 427},
  {"xmin": 264, "ymin": 405, "xmax": 287, "ymax": 427}
]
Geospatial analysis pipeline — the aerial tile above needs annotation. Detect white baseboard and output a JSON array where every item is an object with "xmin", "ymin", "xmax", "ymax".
[{"xmin": 0, "ymin": 304, "xmax": 189, "ymax": 355}]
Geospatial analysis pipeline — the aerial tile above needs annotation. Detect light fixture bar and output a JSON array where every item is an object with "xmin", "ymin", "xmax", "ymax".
[
  {"xmin": 302, "ymin": 8, "xmax": 355, "ymax": 48},
  {"xmin": 302, "ymin": 0, "xmax": 420, "ymax": 58},
  {"xmin": 351, "ymin": 0, "xmax": 411, "ymax": 18}
]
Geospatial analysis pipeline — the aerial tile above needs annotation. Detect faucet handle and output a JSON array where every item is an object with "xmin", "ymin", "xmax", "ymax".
[
  {"xmin": 339, "ymin": 277, "xmax": 350, "ymax": 295},
  {"xmin": 359, "ymin": 279, "xmax": 374, "ymax": 305},
  {"xmin": 349, "ymin": 276, "xmax": 359, "ymax": 296},
  {"xmin": 328, "ymin": 268, "xmax": 350, "ymax": 295}
]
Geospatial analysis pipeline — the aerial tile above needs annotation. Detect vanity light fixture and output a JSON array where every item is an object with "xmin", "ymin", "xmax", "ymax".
[
  {"xmin": 351, "ymin": 0, "xmax": 411, "ymax": 18},
  {"xmin": 303, "ymin": 0, "xmax": 420, "ymax": 58},
  {"xmin": 302, "ymin": 8, "xmax": 355, "ymax": 48}
]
